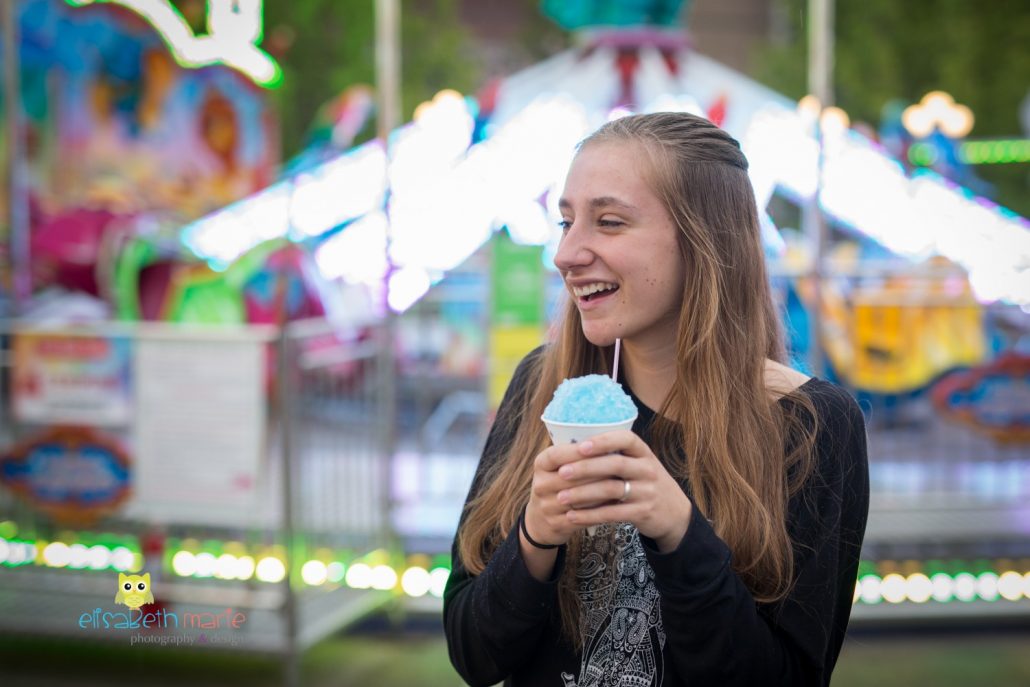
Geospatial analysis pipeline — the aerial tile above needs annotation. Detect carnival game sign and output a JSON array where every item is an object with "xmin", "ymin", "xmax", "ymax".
[
  {"xmin": 13, "ymin": 333, "xmax": 132, "ymax": 426},
  {"xmin": 931, "ymin": 353, "xmax": 1030, "ymax": 444},
  {"xmin": 0, "ymin": 427, "xmax": 131, "ymax": 525}
]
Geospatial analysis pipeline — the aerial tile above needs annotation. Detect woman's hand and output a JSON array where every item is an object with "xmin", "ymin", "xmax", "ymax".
[
  {"xmin": 523, "ymin": 442, "xmax": 594, "ymax": 548},
  {"xmin": 518, "ymin": 442, "xmax": 599, "ymax": 581},
  {"xmin": 551, "ymin": 430, "xmax": 694, "ymax": 553}
]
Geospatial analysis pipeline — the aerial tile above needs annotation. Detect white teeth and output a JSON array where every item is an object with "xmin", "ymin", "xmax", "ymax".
[{"xmin": 571, "ymin": 282, "xmax": 618, "ymax": 298}]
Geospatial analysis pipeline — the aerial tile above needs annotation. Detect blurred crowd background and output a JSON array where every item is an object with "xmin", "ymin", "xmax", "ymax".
[{"xmin": 0, "ymin": 1, "xmax": 1027, "ymax": 685}]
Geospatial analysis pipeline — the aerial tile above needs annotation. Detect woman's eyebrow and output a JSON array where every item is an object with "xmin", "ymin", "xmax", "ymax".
[{"xmin": 558, "ymin": 196, "xmax": 638, "ymax": 211}]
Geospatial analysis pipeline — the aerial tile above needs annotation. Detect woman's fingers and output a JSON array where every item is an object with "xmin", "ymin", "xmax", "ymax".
[
  {"xmin": 532, "ymin": 431, "xmax": 693, "ymax": 549},
  {"xmin": 529, "ymin": 448, "xmax": 593, "ymax": 542},
  {"xmin": 536, "ymin": 430, "xmax": 647, "ymax": 473},
  {"xmin": 574, "ymin": 430, "xmax": 650, "ymax": 459},
  {"xmin": 534, "ymin": 443, "xmax": 590, "ymax": 472},
  {"xmin": 557, "ymin": 477, "xmax": 637, "ymax": 509},
  {"xmin": 566, "ymin": 501, "xmax": 641, "ymax": 528},
  {"xmin": 529, "ymin": 432, "xmax": 662, "ymax": 543},
  {"xmin": 557, "ymin": 453, "xmax": 654, "ymax": 483}
]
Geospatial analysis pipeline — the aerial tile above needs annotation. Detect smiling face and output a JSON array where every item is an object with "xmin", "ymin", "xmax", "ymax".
[{"xmin": 555, "ymin": 141, "xmax": 685, "ymax": 350}]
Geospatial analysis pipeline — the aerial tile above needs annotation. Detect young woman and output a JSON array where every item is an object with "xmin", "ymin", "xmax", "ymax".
[{"xmin": 444, "ymin": 112, "xmax": 869, "ymax": 687}]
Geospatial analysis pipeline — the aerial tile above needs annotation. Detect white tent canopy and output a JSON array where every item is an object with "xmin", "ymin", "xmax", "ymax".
[{"xmin": 182, "ymin": 43, "xmax": 1030, "ymax": 309}]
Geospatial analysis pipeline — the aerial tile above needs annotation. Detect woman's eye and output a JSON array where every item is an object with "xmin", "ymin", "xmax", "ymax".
[
  {"xmin": 558, "ymin": 219, "xmax": 572, "ymax": 231},
  {"xmin": 598, "ymin": 219, "xmax": 624, "ymax": 228}
]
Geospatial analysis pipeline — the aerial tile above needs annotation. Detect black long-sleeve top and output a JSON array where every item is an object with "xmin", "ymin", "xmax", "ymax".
[{"xmin": 444, "ymin": 348, "xmax": 870, "ymax": 686}]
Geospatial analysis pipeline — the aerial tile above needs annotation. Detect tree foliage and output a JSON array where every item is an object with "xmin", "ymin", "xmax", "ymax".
[
  {"xmin": 752, "ymin": 0, "xmax": 1030, "ymax": 215},
  {"xmin": 262, "ymin": 0, "xmax": 480, "ymax": 158}
]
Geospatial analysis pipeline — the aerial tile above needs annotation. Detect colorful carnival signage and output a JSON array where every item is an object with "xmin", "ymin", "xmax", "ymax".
[
  {"xmin": 19, "ymin": 0, "xmax": 280, "ymax": 264},
  {"xmin": 488, "ymin": 230, "xmax": 545, "ymax": 409},
  {"xmin": 66, "ymin": 0, "xmax": 282, "ymax": 87},
  {"xmin": 0, "ymin": 427, "xmax": 132, "ymax": 525},
  {"xmin": 13, "ymin": 332, "xmax": 133, "ymax": 426},
  {"xmin": 932, "ymin": 353, "xmax": 1030, "ymax": 444}
]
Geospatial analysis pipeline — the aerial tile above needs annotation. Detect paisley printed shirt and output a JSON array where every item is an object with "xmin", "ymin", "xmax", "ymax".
[{"xmin": 562, "ymin": 523, "xmax": 666, "ymax": 687}]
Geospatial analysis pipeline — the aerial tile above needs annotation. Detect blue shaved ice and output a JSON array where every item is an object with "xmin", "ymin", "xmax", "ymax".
[{"xmin": 542, "ymin": 374, "xmax": 637, "ymax": 424}]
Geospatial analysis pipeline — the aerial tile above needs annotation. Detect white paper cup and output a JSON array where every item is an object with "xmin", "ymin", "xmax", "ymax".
[
  {"xmin": 542, "ymin": 416, "xmax": 636, "ymax": 445},
  {"xmin": 542, "ymin": 414, "xmax": 637, "ymax": 535}
]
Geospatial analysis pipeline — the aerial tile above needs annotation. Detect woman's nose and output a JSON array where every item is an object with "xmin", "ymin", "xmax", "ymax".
[{"xmin": 553, "ymin": 223, "xmax": 593, "ymax": 271}]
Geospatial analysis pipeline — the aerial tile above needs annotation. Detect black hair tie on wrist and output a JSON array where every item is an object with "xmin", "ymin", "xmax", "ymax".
[{"xmin": 520, "ymin": 510, "xmax": 560, "ymax": 550}]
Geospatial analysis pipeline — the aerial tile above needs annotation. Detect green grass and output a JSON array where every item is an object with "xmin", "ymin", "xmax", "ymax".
[
  {"xmin": 1, "ymin": 627, "xmax": 1028, "ymax": 686},
  {"xmin": 0, "ymin": 630, "xmax": 466, "ymax": 687},
  {"xmin": 833, "ymin": 632, "xmax": 1030, "ymax": 687}
]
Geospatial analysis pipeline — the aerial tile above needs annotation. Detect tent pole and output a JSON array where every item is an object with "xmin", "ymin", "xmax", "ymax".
[
  {"xmin": 805, "ymin": 0, "xmax": 834, "ymax": 377},
  {"xmin": 375, "ymin": 0, "xmax": 400, "ymax": 543}
]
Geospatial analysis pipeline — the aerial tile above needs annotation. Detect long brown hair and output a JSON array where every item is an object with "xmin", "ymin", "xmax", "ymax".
[{"xmin": 458, "ymin": 112, "xmax": 818, "ymax": 644}]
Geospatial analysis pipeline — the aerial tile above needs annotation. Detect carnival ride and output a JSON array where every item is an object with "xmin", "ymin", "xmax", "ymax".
[
  {"xmin": 13, "ymin": 0, "xmax": 1025, "ymax": 399},
  {"xmin": 175, "ymin": 33, "xmax": 1026, "ymax": 397},
  {"xmin": 17, "ymin": 0, "xmax": 1028, "ymax": 468}
]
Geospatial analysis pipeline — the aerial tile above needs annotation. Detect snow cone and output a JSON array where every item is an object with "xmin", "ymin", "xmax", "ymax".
[
  {"xmin": 542, "ymin": 374, "xmax": 637, "ymax": 535},
  {"xmin": 542, "ymin": 374, "xmax": 637, "ymax": 440}
]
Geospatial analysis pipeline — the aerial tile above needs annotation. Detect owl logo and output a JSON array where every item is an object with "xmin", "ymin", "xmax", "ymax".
[{"xmin": 115, "ymin": 573, "xmax": 154, "ymax": 609}]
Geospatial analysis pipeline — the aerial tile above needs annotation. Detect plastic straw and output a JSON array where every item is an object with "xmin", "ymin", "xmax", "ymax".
[{"xmin": 612, "ymin": 338, "xmax": 621, "ymax": 382}]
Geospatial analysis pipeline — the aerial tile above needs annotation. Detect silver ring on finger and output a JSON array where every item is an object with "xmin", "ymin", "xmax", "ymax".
[{"xmin": 619, "ymin": 479, "xmax": 631, "ymax": 502}]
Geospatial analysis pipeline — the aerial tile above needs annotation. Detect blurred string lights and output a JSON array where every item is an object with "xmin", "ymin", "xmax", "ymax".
[
  {"xmin": 901, "ymin": 91, "xmax": 975, "ymax": 139},
  {"xmin": 910, "ymin": 139, "xmax": 1030, "ymax": 167},
  {"xmin": 181, "ymin": 83, "xmax": 1030, "ymax": 310},
  {"xmin": 853, "ymin": 569, "xmax": 1030, "ymax": 606},
  {"xmin": 2, "ymin": 525, "xmax": 1029, "ymax": 606},
  {"xmin": 64, "ymin": 0, "xmax": 283, "ymax": 88},
  {"xmin": 796, "ymin": 95, "xmax": 851, "ymax": 137},
  {"xmin": 900, "ymin": 91, "xmax": 1029, "ymax": 170}
]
